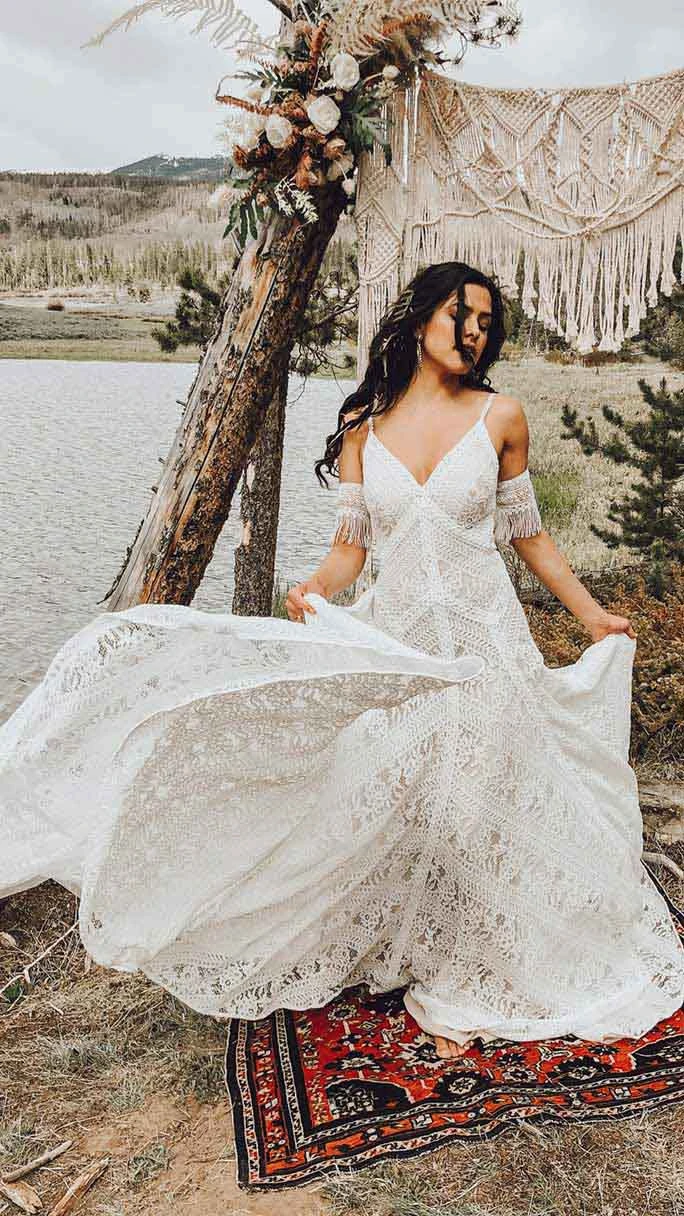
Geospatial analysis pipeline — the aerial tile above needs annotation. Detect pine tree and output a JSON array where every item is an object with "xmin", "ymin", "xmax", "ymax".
[
  {"xmin": 152, "ymin": 267, "xmax": 225, "ymax": 353},
  {"xmin": 561, "ymin": 377, "xmax": 684, "ymax": 597}
]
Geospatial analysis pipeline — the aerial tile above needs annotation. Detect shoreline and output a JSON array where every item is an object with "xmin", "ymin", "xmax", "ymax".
[
  {"xmin": 0, "ymin": 343, "xmax": 355, "ymax": 375},
  {"xmin": 0, "ymin": 302, "xmax": 357, "ymax": 373}
]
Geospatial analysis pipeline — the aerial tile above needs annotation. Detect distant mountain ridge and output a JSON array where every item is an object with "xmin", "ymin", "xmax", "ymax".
[{"xmin": 111, "ymin": 155, "xmax": 227, "ymax": 181}]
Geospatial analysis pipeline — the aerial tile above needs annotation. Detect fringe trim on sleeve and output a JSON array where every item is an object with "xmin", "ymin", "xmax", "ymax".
[
  {"xmin": 494, "ymin": 469, "xmax": 543, "ymax": 545},
  {"xmin": 330, "ymin": 482, "xmax": 372, "ymax": 550}
]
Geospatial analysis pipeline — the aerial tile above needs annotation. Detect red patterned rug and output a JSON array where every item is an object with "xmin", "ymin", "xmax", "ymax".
[{"xmin": 224, "ymin": 867, "xmax": 684, "ymax": 1191}]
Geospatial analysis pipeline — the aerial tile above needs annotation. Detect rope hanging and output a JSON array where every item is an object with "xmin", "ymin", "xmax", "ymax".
[{"xmin": 354, "ymin": 65, "xmax": 684, "ymax": 371}]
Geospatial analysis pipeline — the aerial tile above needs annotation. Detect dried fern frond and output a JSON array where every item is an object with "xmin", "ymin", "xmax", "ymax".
[
  {"xmin": 319, "ymin": 0, "xmax": 521, "ymax": 58},
  {"xmin": 84, "ymin": 0, "xmax": 274, "ymax": 56}
]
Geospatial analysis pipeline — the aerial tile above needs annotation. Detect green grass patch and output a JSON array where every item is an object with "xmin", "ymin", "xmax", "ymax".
[{"xmin": 531, "ymin": 469, "xmax": 581, "ymax": 529}]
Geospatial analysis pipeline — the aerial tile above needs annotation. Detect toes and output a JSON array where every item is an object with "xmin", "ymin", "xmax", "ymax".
[{"xmin": 433, "ymin": 1035, "xmax": 469, "ymax": 1060}]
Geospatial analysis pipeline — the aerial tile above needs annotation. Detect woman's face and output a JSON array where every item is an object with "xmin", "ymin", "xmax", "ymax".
[{"xmin": 417, "ymin": 282, "xmax": 493, "ymax": 377}]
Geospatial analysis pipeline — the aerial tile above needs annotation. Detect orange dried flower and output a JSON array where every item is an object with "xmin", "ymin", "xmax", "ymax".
[
  {"xmin": 278, "ymin": 95, "xmax": 308, "ymax": 123},
  {"xmin": 323, "ymin": 136, "xmax": 347, "ymax": 159},
  {"xmin": 301, "ymin": 125, "xmax": 328, "ymax": 147},
  {"xmin": 381, "ymin": 13, "xmax": 434, "ymax": 38},
  {"xmin": 309, "ymin": 20, "xmax": 328, "ymax": 70},
  {"xmin": 215, "ymin": 91, "xmax": 271, "ymax": 116},
  {"xmin": 294, "ymin": 150, "xmax": 314, "ymax": 189}
]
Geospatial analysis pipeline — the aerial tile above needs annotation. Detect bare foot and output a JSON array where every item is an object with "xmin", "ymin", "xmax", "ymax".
[{"xmin": 432, "ymin": 1034, "xmax": 471, "ymax": 1060}]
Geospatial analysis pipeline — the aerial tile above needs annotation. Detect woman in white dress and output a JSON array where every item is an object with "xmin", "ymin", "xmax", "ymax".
[{"xmin": 2, "ymin": 261, "xmax": 683, "ymax": 1064}]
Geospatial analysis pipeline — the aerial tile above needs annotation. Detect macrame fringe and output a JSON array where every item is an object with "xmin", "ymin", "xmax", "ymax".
[
  {"xmin": 494, "ymin": 468, "xmax": 543, "ymax": 544},
  {"xmin": 354, "ymin": 68, "xmax": 684, "ymax": 376},
  {"xmin": 331, "ymin": 509, "xmax": 372, "ymax": 548},
  {"xmin": 494, "ymin": 502, "xmax": 543, "ymax": 546},
  {"xmin": 330, "ymin": 483, "xmax": 373, "ymax": 549}
]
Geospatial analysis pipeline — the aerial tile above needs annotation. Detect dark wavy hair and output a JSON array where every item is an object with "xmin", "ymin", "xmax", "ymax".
[{"xmin": 315, "ymin": 261, "xmax": 506, "ymax": 488}]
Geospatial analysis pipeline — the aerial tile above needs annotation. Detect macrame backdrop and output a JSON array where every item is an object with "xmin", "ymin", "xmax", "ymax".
[{"xmin": 354, "ymin": 66, "xmax": 684, "ymax": 374}]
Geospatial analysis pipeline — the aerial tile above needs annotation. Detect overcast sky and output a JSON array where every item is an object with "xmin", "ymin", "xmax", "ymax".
[{"xmin": 1, "ymin": 0, "xmax": 682, "ymax": 172}]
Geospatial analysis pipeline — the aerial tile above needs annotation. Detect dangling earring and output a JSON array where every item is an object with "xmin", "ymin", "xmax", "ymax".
[{"xmin": 416, "ymin": 336, "xmax": 423, "ymax": 369}]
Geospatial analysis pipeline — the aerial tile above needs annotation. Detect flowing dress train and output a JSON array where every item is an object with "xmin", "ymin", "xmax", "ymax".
[{"xmin": 2, "ymin": 391, "xmax": 683, "ymax": 1046}]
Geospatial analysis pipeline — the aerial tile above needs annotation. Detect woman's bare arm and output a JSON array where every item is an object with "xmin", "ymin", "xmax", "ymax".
[
  {"xmin": 495, "ymin": 398, "xmax": 636, "ymax": 642},
  {"xmin": 285, "ymin": 416, "xmax": 370, "ymax": 620}
]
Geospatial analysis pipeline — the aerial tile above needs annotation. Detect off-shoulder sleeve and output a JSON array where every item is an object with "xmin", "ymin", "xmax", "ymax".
[
  {"xmin": 330, "ymin": 481, "xmax": 372, "ymax": 549},
  {"xmin": 494, "ymin": 468, "xmax": 543, "ymax": 545}
]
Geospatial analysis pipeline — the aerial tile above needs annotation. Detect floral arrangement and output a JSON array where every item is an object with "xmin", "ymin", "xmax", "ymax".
[
  {"xmin": 211, "ymin": 20, "xmax": 414, "ymax": 244},
  {"xmin": 210, "ymin": 1, "xmax": 521, "ymax": 245}
]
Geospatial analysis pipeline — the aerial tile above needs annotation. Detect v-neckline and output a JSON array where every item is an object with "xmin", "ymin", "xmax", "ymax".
[{"xmin": 368, "ymin": 414, "xmax": 486, "ymax": 490}]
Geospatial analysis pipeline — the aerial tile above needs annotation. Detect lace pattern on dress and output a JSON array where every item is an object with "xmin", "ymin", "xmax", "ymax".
[
  {"xmin": 494, "ymin": 468, "xmax": 543, "ymax": 545},
  {"xmin": 330, "ymin": 481, "xmax": 372, "ymax": 549}
]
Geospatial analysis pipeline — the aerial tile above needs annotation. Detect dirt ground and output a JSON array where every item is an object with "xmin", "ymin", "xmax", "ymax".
[
  {"xmin": 2, "ymin": 829, "xmax": 683, "ymax": 1216},
  {"xmin": 0, "ymin": 883, "xmax": 331, "ymax": 1215}
]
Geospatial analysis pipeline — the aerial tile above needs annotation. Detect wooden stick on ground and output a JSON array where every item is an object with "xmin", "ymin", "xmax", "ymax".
[
  {"xmin": 47, "ymin": 1160, "xmax": 109, "ymax": 1216},
  {"xmin": 643, "ymin": 851, "xmax": 684, "ymax": 882},
  {"xmin": 2, "ymin": 1143, "xmax": 74, "ymax": 1184},
  {"xmin": 0, "ymin": 925, "xmax": 79, "ymax": 1000},
  {"xmin": 0, "ymin": 1179, "xmax": 42, "ymax": 1213}
]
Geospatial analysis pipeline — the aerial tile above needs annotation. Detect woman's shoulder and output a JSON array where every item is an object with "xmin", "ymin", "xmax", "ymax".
[
  {"xmin": 487, "ymin": 392, "xmax": 529, "ymax": 436},
  {"xmin": 341, "ymin": 405, "xmax": 371, "ymax": 443}
]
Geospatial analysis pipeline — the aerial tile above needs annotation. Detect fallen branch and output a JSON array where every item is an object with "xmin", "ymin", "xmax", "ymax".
[
  {"xmin": 2, "ymin": 1142, "xmax": 73, "ymax": 1184},
  {"xmin": 0, "ymin": 924, "xmax": 79, "ymax": 1001},
  {"xmin": 47, "ymin": 1160, "xmax": 109, "ymax": 1216},
  {"xmin": 643, "ymin": 851, "xmax": 684, "ymax": 882}
]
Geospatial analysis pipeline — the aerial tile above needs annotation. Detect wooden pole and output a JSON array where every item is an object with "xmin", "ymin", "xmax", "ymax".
[
  {"xmin": 102, "ymin": 184, "xmax": 345, "ymax": 610},
  {"xmin": 232, "ymin": 350, "xmax": 289, "ymax": 615}
]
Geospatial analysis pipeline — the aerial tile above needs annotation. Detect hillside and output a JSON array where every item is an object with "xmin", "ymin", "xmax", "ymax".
[
  {"xmin": 0, "ymin": 170, "xmax": 228, "ymax": 294},
  {"xmin": 112, "ymin": 155, "xmax": 228, "ymax": 181}
]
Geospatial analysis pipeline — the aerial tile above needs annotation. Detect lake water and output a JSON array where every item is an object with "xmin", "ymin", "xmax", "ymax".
[{"xmin": 0, "ymin": 359, "xmax": 355, "ymax": 722}]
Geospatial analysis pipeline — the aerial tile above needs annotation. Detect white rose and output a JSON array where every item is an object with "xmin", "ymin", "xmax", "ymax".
[
  {"xmin": 330, "ymin": 52, "xmax": 360, "ymax": 91},
  {"xmin": 246, "ymin": 82, "xmax": 267, "ymax": 101},
  {"xmin": 382, "ymin": 64, "xmax": 400, "ymax": 80},
  {"xmin": 341, "ymin": 177, "xmax": 356, "ymax": 196},
  {"xmin": 326, "ymin": 152, "xmax": 354, "ymax": 180},
  {"xmin": 265, "ymin": 114, "xmax": 294, "ymax": 148},
  {"xmin": 306, "ymin": 94, "xmax": 341, "ymax": 136}
]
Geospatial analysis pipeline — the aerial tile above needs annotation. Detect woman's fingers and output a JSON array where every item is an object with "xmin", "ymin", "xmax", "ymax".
[{"xmin": 286, "ymin": 584, "xmax": 317, "ymax": 622}]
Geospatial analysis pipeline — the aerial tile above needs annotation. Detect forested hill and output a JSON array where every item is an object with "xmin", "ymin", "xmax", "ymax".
[
  {"xmin": 0, "ymin": 168, "xmax": 226, "ymax": 292},
  {"xmin": 0, "ymin": 162, "xmax": 351, "ymax": 294},
  {"xmin": 111, "ymin": 155, "xmax": 227, "ymax": 181}
]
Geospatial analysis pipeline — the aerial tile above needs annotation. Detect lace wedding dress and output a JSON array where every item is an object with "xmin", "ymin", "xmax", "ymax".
[{"xmin": 2, "ymin": 392, "xmax": 683, "ymax": 1046}]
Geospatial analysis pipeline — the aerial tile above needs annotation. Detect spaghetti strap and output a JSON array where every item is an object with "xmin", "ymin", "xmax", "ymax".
[{"xmin": 480, "ymin": 392, "xmax": 495, "ymax": 421}]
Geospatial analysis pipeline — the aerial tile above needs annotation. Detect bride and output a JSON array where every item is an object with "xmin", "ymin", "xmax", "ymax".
[{"xmin": 2, "ymin": 260, "xmax": 683, "ymax": 1064}]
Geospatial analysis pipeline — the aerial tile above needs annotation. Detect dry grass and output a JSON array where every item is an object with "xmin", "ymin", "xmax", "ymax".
[
  {"xmin": 321, "ymin": 1111, "xmax": 684, "ymax": 1215},
  {"xmin": 492, "ymin": 359, "xmax": 684, "ymax": 572},
  {"xmin": 2, "ymin": 864, "xmax": 683, "ymax": 1215},
  {"xmin": 0, "ymin": 884, "xmax": 326, "ymax": 1214},
  {"xmin": 527, "ymin": 562, "xmax": 684, "ymax": 775}
]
